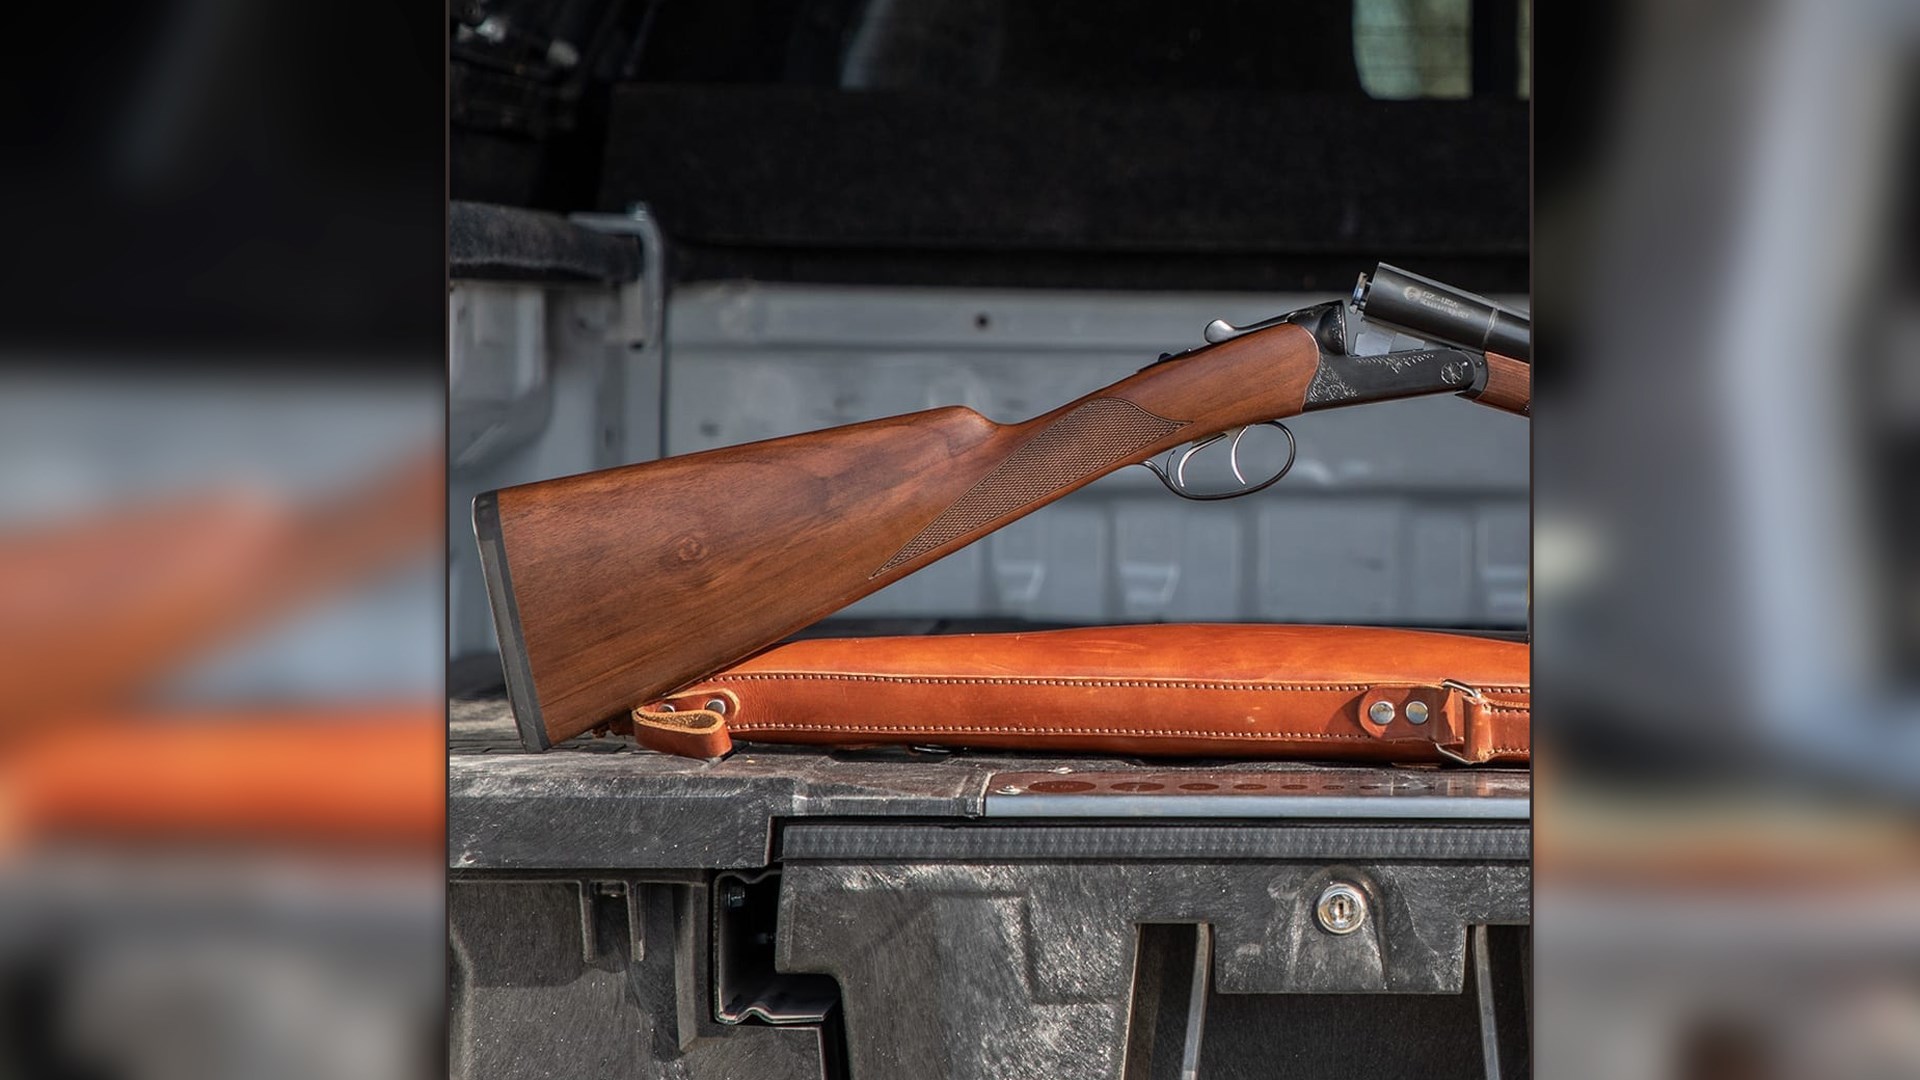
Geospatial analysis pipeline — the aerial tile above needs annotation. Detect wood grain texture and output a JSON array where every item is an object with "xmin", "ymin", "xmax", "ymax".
[
  {"xmin": 1470, "ymin": 351, "xmax": 1530, "ymax": 416},
  {"xmin": 491, "ymin": 324, "xmax": 1324, "ymax": 747},
  {"xmin": 874, "ymin": 397, "xmax": 1183, "ymax": 574}
]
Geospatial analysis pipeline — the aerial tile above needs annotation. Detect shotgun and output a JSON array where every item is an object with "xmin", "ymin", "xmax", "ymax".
[{"xmin": 476, "ymin": 265, "xmax": 1529, "ymax": 750}]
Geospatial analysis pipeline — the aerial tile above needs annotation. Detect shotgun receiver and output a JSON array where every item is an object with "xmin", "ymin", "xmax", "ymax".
[{"xmin": 476, "ymin": 266, "xmax": 1530, "ymax": 750}]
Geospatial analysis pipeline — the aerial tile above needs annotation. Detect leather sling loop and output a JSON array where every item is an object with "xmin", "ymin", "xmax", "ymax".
[{"xmin": 632, "ymin": 701, "xmax": 734, "ymax": 759}]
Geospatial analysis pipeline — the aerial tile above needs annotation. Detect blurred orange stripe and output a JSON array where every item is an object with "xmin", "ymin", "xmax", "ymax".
[
  {"xmin": 0, "ymin": 449, "xmax": 444, "ymax": 729},
  {"xmin": 0, "ymin": 706, "xmax": 444, "ymax": 852}
]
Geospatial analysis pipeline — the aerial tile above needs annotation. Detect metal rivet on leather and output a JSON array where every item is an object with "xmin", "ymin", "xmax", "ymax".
[
  {"xmin": 1405, "ymin": 700, "xmax": 1430, "ymax": 725},
  {"xmin": 704, "ymin": 698, "xmax": 729, "ymax": 715},
  {"xmin": 1367, "ymin": 700, "xmax": 1395, "ymax": 724}
]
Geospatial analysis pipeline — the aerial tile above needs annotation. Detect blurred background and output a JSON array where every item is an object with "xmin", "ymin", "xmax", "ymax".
[
  {"xmin": 4, "ymin": 0, "xmax": 1917, "ymax": 1073},
  {"xmin": 0, "ymin": 0, "xmax": 444, "ymax": 1077},
  {"xmin": 1534, "ymin": 1, "xmax": 1920, "ymax": 1077}
]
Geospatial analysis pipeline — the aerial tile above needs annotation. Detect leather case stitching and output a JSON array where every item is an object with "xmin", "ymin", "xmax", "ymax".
[
  {"xmin": 695, "ymin": 673, "xmax": 1530, "ymax": 695},
  {"xmin": 706, "ymin": 673, "xmax": 1396, "ymax": 692},
  {"xmin": 724, "ymin": 723, "xmax": 1408, "ymax": 741}
]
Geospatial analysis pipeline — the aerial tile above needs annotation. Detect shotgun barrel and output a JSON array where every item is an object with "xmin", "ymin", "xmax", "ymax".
[{"xmin": 1353, "ymin": 263, "xmax": 1531, "ymax": 362}]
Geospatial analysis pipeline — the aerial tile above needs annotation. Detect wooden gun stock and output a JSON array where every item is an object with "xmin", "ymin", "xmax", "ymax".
[
  {"xmin": 479, "ymin": 322, "xmax": 1329, "ymax": 748},
  {"xmin": 478, "ymin": 320, "xmax": 1529, "ymax": 750}
]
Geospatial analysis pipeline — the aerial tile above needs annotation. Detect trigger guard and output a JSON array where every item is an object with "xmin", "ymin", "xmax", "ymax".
[{"xmin": 1140, "ymin": 421, "xmax": 1296, "ymax": 502}]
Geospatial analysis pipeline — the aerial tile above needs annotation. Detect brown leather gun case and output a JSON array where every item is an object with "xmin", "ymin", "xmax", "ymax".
[{"xmin": 626, "ymin": 624, "xmax": 1528, "ymax": 765}]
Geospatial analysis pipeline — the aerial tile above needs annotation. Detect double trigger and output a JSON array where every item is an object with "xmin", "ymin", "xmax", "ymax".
[
  {"xmin": 1135, "ymin": 310, "xmax": 1315, "ymax": 502},
  {"xmin": 1136, "ymin": 311, "xmax": 1305, "ymax": 499},
  {"xmin": 1142, "ymin": 421, "xmax": 1296, "ymax": 501}
]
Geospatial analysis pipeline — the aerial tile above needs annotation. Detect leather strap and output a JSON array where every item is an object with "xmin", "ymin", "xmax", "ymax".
[
  {"xmin": 1353, "ymin": 681, "xmax": 1530, "ymax": 764},
  {"xmin": 626, "ymin": 625, "xmax": 1528, "ymax": 765},
  {"xmin": 1465, "ymin": 687, "xmax": 1532, "ymax": 765},
  {"xmin": 632, "ymin": 702, "xmax": 733, "ymax": 759}
]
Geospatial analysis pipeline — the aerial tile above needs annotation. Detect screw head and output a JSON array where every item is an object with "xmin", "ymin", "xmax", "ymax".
[
  {"xmin": 1405, "ymin": 701, "xmax": 1430, "ymax": 725},
  {"xmin": 1315, "ymin": 883, "xmax": 1368, "ymax": 935},
  {"xmin": 1367, "ymin": 700, "xmax": 1395, "ymax": 724}
]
